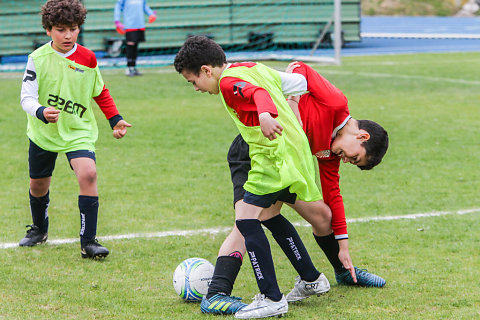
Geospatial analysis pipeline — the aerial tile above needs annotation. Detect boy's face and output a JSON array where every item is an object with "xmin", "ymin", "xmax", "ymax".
[
  {"xmin": 46, "ymin": 24, "xmax": 80, "ymax": 54},
  {"xmin": 181, "ymin": 66, "xmax": 219, "ymax": 95},
  {"xmin": 331, "ymin": 131, "xmax": 369, "ymax": 166}
]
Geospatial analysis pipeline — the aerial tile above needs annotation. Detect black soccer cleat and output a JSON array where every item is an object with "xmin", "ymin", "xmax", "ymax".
[
  {"xmin": 19, "ymin": 224, "xmax": 48, "ymax": 247},
  {"xmin": 81, "ymin": 239, "xmax": 109, "ymax": 259}
]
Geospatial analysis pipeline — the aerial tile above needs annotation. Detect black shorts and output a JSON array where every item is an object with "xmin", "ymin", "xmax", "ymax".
[
  {"xmin": 227, "ymin": 134, "xmax": 297, "ymax": 207},
  {"xmin": 126, "ymin": 30, "xmax": 145, "ymax": 43},
  {"xmin": 227, "ymin": 134, "xmax": 251, "ymax": 205},
  {"xmin": 28, "ymin": 140, "xmax": 96, "ymax": 179},
  {"xmin": 244, "ymin": 188, "xmax": 297, "ymax": 208}
]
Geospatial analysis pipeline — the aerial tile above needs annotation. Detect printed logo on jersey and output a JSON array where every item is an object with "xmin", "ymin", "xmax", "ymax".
[
  {"xmin": 47, "ymin": 94, "xmax": 87, "ymax": 118},
  {"xmin": 67, "ymin": 65, "xmax": 85, "ymax": 73},
  {"xmin": 233, "ymin": 82, "xmax": 246, "ymax": 98},
  {"xmin": 23, "ymin": 69, "xmax": 36, "ymax": 82},
  {"xmin": 315, "ymin": 150, "xmax": 331, "ymax": 159}
]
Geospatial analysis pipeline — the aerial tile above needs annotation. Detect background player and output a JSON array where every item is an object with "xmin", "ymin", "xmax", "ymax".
[
  {"xmin": 114, "ymin": 0, "xmax": 156, "ymax": 76},
  {"xmin": 20, "ymin": 0, "xmax": 131, "ymax": 259}
]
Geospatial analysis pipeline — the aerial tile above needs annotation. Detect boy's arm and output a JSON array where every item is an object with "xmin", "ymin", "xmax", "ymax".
[
  {"xmin": 220, "ymin": 77, "xmax": 282, "ymax": 140},
  {"xmin": 143, "ymin": 2, "xmax": 156, "ymax": 22},
  {"xmin": 317, "ymin": 157, "xmax": 347, "ymax": 239},
  {"xmin": 318, "ymin": 157, "xmax": 357, "ymax": 281},
  {"xmin": 291, "ymin": 62, "xmax": 347, "ymax": 107},
  {"xmin": 21, "ymin": 57, "xmax": 51, "ymax": 124}
]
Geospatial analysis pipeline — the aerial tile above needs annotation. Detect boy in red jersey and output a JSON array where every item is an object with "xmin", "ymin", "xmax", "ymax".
[
  {"xmin": 175, "ymin": 36, "xmax": 333, "ymax": 319},
  {"xmin": 201, "ymin": 61, "xmax": 388, "ymax": 315},
  {"xmin": 19, "ymin": 0, "xmax": 131, "ymax": 259}
]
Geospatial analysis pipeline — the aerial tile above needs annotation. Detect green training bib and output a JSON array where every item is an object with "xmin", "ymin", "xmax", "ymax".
[
  {"xmin": 220, "ymin": 63, "xmax": 321, "ymax": 202},
  {"xmin": 27, "ymin": 43, "xmax": 104, "ymax": 153}
]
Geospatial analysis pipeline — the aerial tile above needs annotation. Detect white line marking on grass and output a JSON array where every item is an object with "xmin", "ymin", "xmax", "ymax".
[
  {"xmin": 294, "ymin": 208, "xmax": 480, "ymax": 227},
  {"xmin": 2, "ymin": 209, "xmax": 479, "ymax": 250},
  {"xmin": 361, "ymin": 32, "xmax": 480, "ymax": 39},
  {"xmin": 322, "ymin": 70, "xmax": 480, "ymax": 86}
]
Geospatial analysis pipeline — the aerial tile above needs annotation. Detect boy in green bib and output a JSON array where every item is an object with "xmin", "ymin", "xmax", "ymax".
[
  {"xmin": 175, "ymin": 36, "xmax": 332, "ymax": 319},
  {"xmin": 19, "ymin": 0, "xmax": 131, "ymax": 259}
]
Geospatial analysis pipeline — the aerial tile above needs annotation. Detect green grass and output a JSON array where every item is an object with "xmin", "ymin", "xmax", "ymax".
[{"xmin": 1, "ymin": 52, "xmax": 480, "ymax": 319}]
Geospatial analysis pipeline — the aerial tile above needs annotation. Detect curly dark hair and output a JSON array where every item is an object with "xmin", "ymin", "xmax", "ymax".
[
  {"xmin": 174, "ymin": 36, "xmax": 226, "ymax": 75},
  {"xmin": 357, "ymin": 120, "xmax": 389, "ymax": 170},
  {"xmin": 41, "ymin": 0, "xmax": 87, "ymax": 30}
]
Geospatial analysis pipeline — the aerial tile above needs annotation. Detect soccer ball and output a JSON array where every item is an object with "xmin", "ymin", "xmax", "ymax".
[{"xmin": 173, "ymin": 257, "xmax": 214, "ymax": 302}]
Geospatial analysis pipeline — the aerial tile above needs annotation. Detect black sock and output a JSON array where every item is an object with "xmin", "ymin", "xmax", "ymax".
[
  {"xmin": 79, "ymin": 195, "xmax": 99, "ymax": 244},
  {"xmin": 206, "ymin": 255, "xmax": 242, "ymax": 299},
  {"xmin": 314, "ymin": 232, "xmax": 346, "ymax": 274},
  {"xmin": 126, "ymin": 44, "xmax": 136, "ymax": 67},
  {"xmin": 236, "ymin": 219, "xmax": 282, "ymax": 301},
  {"xmin": 29, "ymin": 191, "xmax": 49, "ymax": 233},
  {"xmin": 262, "ymin": 214, "xmax": 320, "ymax": 282}
]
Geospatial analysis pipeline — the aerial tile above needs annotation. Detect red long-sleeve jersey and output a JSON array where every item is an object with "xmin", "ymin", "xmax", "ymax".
[
  {"xmin": 293, "ymin": 62, "xmax": 351, "ymax": 239},
  {"xmin": 66, "ymin": 44, "xmax": 120, "ymax": 119},
  {"xmin": 219, "ymin": 63, "xmax": 279, "ymax": 126}
]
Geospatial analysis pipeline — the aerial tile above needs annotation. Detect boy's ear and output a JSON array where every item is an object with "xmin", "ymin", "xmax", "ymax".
[
  {"xmin": 357, "ymin": 130, "xmax": 370, "ymax": 141},
  {"xmin": 200, "ymin": 65, "xmax": 212, "ymax": 76},
  {"xmin": 46, "ymin": 28, "xmax": 52, "ymax": 36}
]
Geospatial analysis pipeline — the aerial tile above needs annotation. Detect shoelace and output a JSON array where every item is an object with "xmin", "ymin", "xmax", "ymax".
[
  {"xmin": 25, "ymin": 224, "xmax": 38, "ymax": 234},
  {"xmin": 252, "ymin": 293, "xmax": 266, "ymax": 303}
]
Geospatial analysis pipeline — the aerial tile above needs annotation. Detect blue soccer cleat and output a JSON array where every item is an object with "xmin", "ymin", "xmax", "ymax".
[
  {"xmin": 336, "ymin": 267, "xmax": 386, "ymax": 288},
  {"xmin": 201, "ymin": 293, "xmax": 247, "ymax": 315}
]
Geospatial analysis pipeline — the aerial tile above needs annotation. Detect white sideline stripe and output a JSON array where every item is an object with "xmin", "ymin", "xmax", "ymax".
[
  {"xmin": 2, "ymin": 208, "xmax": 479, "ymax": 250},
  {"xmin": 361, "ymin": 32, "xmax": 480, "ymax": 39},
  {"xmin": 294, "ymin": 208, "xmax": 480, "ymax": 227},
  {"xmin": 322, "ymin": 70, "xmax": 480, "ymax": 86}
]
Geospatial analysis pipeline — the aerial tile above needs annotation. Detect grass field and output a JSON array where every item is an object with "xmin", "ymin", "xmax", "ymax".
[{"xmin": 1, "ymin": 52, "xmax": 479, "ymax": 319}]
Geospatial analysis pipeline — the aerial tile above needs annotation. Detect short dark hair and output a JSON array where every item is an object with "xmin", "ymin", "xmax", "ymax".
[
  {"xmin": 357, "ymin": 120, "xmax": 389, "ymax": 170},
  {"xmin": 41, "ymin": 0, "xmax": 87, "ymax": 30},
  {"xmin": 174, "ymin": 36, "xmax": 226, "ymax": 75}
]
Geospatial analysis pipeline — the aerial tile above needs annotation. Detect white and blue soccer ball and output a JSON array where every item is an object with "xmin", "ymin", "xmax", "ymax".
[{"xmin": 173, "ymin": 257, "xmax": 214, "ymax": 302}]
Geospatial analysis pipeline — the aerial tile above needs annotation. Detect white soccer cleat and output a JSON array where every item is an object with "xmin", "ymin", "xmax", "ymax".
[
  {"xmin": 286, "ymin": 273, "xmax": 330, "ymax": 302},
  {"xmin": 234, "ymin": 293, "xmax": 288, "ymax": 319}
]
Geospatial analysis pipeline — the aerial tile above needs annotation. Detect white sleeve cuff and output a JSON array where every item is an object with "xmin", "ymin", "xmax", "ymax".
[{"xmin": 278, "ymin": 71, "xmax": 308, "ymax": 96}]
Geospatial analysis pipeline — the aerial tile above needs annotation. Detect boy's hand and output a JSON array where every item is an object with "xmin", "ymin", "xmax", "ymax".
[
  {"xmin": 113, "ymin": 120, "xmax": 132, "ymax": 139},
  {"xmin": 285, "ymin": 61, "xmax": 301, "ymax": 73},
  {"xmin": 115, "ymin": 21, "xmax": 125, "ymax": 35},
  {"xmin": 338, "ymin": 239, "xmax": 357, "ymax": 283},
  {"xmin": 43, "ymin": 107, "xmax": 60, "ymax": 123},
  {"xmin": 148, "ymin": 12, "xmax": 157, "ymax": 23},
  {"xmin": 259, "ymin": 112, "xmax": 283, "ymax": 141}
]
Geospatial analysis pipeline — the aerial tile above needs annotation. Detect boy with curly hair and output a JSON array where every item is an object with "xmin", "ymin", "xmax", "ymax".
[{"xmin": 20, "ymin": 0, "xmax": 131, "ymax": 259}]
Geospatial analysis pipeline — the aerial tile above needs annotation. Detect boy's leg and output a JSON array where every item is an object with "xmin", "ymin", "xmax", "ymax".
[
  {"xmin": 235, "ymin": 199, "xmax": 287, "ymax": 319},
  {"xmin": 289, "ymin": 199, "xmax": 346, "ymax": 271},
  {"xmin": 201, "ymin": 225, "xmax": 248, "ymax": 314},
  {"xmin": 69, "ymin": 154, "xmax": 108, "ymax": 259},
  {"xmin": 261, "ymin": 211, "xmax": 320, "ymax": 283},
  {"xmin": 20, "ymin": 140, "xmax": 56, "ymax": 247},
  {"xmin": 262, "ymin": 198, "xmax": 329, "ymax": 301},
  {"xmin": 208, "ymin": 225, "xmax": 245, "ymax": 298},
  {"xmin": 235, "ymin": 200, "xmax": 282, "ymax": 302}
]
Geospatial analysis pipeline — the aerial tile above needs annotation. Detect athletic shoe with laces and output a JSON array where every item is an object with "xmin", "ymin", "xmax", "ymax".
[
  {"xmin": 81, "ymin": 238, "xmax": 109, "ymax": 259},
  {"xmin": 335, "ymin": 267, "xmax": 386, "ymax": 287},
  {"xmin": 125, "ymin": 67, "xmax": 142, "ymax": 77},
  {"xmin": 19, "ymin": 224, "xmax": 48, "ymax": 247},
  {"xmin": 201, "ymin": 293, "xmax": 247, "ymax": 315},
  {"xmin": 234, "ymin": 294, "xmax": 288, "ymax": 319},
  {"xmin": 286, "ymin": 273, "xmax": 330, "ymax": 302}
]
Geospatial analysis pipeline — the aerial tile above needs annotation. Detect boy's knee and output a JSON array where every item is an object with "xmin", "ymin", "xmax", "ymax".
[
  {"xmin": 78, "ymin": 168, "xmax": 97, "ymax": 185},
  {"xmin": 30, "ymin": 178, "xmax": 50, "ymax": 196}
]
